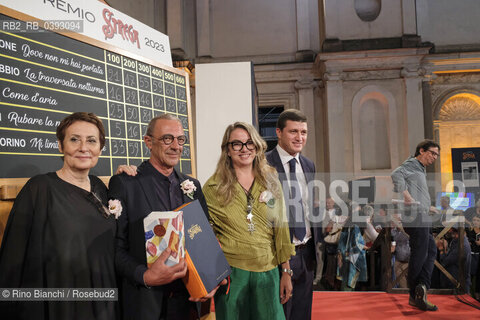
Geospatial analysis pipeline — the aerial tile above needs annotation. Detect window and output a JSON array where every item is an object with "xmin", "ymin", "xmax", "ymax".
[{"xmin": 258, "ymin": 106, "xmax": 284, "ymax": 151}]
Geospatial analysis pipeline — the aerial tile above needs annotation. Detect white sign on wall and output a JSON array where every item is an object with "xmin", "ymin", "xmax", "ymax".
[{"xmin": 195, "ymin": 62, "xmax": 255, "ymax": 184}]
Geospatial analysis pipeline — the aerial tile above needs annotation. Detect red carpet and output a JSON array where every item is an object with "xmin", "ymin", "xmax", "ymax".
[{"xmin": 312, "ymin": 291, "xmax": 480, "ymax": 319}]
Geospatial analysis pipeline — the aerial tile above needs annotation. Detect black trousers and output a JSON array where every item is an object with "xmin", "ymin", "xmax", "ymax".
[
  {"xmin": 283, "ymin": 240, "xmax": 315, "ymax": 320},
  {"xmin": 404, "ymin": 227, "xmax": 437, "ymax": 298}
]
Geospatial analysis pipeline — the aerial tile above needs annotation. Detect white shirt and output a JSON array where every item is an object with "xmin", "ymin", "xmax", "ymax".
[{"xmin": 276, "ymin": 145, "xmax": 312, "ymax": 245}]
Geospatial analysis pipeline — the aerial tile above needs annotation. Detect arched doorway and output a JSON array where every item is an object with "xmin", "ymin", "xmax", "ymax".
[{"xmin": 434, "ymin": 92, "xmax": 480, "ymax": 191}]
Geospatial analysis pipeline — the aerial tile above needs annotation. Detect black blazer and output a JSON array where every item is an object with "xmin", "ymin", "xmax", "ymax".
[
  {"xmin": 108, "ymin": 160, "xmax": 208, "ymax": 320},
  {"xmin": 266, "ymin": 148, "xmax": 322, "ymax": 247}
]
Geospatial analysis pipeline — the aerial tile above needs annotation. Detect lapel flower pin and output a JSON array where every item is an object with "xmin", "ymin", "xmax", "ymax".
[
  {"xmin": 259, "ymin": 190, "xmax": 275, "ymax": 208},
  {"xmin": 108, "ymin": 199, "xmax": 122, "ymax": 219},
  {"xmin": 180, "ymin": 179, "xmax": 197, "ymax": 200}
]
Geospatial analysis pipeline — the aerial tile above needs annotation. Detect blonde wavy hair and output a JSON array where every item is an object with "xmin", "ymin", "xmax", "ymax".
[{"xmin": 213, "ymin": 122, "xmax": 282, "ymax": 205}]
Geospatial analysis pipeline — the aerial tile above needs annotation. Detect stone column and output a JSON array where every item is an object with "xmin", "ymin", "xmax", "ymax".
[
  {"xmin": 296, "ymin": 0, "xmax": 310, "ymax": 51},
  {"xmin": 167, "ymin": 0, "xmax": 184, "ymax": 57},
  {"xmin": 153, "ymin": 0, "xmax": 166, "ymax": 33},
  {"xmin": 401, "ymin": 67, "xmax": 426, "ymax": 155},
  {"xmin": 422, "ymin": 73, "xmax": 442, "ymax": 176},
  {"xmin": 313, "ymin": 83, "xmax": 326, "ymax": 173},
  {"xmin": 401, "ymin": 0, "xmax": 417, "ymax": 34},
  {"xmin": 422, "ymin": 74, "xmax": 436, "ymax": 140},
  {"xmin": 295, "ymin": 79, "xmax": 318, "ymax": 164},
  {"xmin": 295, "ymin": 0, "xmax": 315, "ymax": 61},
  {"xmin": 323, "ymin": 72, "xmax": 346, "ymax": 173},
  {"xmin": 195, "ymin": 0, "xmax": 212, "ymax": 57}
]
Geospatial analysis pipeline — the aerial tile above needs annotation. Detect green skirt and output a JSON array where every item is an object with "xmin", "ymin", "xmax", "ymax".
[{"xmin": 214, "ymin": 266, "xmax": 285, "ymax": 320}]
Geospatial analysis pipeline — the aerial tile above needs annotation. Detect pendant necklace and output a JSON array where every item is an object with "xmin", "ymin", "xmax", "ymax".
[{"xmin": 241, "ymin": 181, "xmax": 255, "ymax": 234}]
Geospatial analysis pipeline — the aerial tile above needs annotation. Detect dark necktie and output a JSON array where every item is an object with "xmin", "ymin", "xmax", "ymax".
[{"xmin": 289, "ymin": 158, "xmax": 306, "ymax": 240}]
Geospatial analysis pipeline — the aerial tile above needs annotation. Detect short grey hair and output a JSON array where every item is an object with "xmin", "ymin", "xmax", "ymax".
[{"xmin": 145, "ymin": 113, "xmax": 182, "ymax": 137}]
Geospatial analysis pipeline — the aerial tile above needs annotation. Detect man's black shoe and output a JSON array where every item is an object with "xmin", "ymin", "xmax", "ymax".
[
  {"xmin": 414, "ymin": 284, "xmax": 427, "ymax": 309},
  {"xmin": 411, "ymin": 285, "xmax": 438, "ymax": 311},
  {"xmin": 409, "ymin": 297, "xmax": 438, "ymax": 311}
]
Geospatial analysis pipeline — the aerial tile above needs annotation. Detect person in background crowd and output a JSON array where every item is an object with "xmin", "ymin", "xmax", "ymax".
[
  {"xmin": 433, "ymin": 195, "xmax": 454, "ymax": 234},
  {"xmin": 431, "ymin": 231, "xmax": 448, "ymax": 290},
  {"xmin": 363, "ymin": 205, "xmax": 380, "ymax": 249},
  {"xmin": 439, "ymin": 227, "xmax": 471, "ymax": 293},
  {"xmin": 391, "ymin": 216, "xmax": 410, "ymax": 288},
  {"xmin": 323, "ymin": 216, "xmax": 344, "ymax": 290},
  {"xmin": 266, "ymin": 109, "xmax": 320, "ymax": 320},
  {"xmin": 322, "ymin": 197, "xmax": 348, "ymax": 291},
  {"xmin": 465, "ymin": 199, "xmax": 480, "ymax": 224},
  {"xmin": 361, "ymin": 205, "xmax": 387, "ymax": 291},
  {"xmin": 313, "ymin": 197, "xmax": 335, "ymax": 287},
  {"xmin": 467, "ymin": 214, "xmax": 480, "ymax": 300},
  {"xmin": 0, "ymin": 112, "xmax": 118, "ymax": 320},
  {"xmin": 336, "ymin": 201, "xmax": 367, "ymax": 291},
  {"xmin": 391, "ymin": 139, "xmax": 440, "ymax": 311},
  {"xmin": 440, "ymin": 196, "xmax": 453, "ymax": 212},
  {"xmin": 203, "ymin": 122, "xmax": 294, "ymax": 320}
]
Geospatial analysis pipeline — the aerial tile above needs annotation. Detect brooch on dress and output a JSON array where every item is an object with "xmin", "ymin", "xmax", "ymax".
[
  {"xmin": 108, "ymin": 199, "xmax": 122, "ymax": 219},
  {"xmin": 259, "ymin": 190, "xmax": 275, "ymax": 208},
  {"xmin": 180, "ymin": 179, "xmax": 197, "ymax": 200}
]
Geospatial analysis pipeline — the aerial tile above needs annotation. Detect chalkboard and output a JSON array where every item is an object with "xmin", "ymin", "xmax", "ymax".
[{"xmin": 0, "ymin": 13, "xmax": 193, "ymax": 178}]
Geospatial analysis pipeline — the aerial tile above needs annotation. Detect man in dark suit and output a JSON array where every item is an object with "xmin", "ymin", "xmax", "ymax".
[
  {"xmin": 109, "ymin": 114, "xmax": 212, "ymax": 320},
  {"xmin": 266, "ymin": 109, "xmax": 319, "ymax": 320}
]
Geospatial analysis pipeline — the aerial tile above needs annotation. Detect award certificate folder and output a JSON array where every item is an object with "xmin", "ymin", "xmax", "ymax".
[
  {"xmin": 143, "ymin": 211, "xmax": 185, "ymax": 267},
  {"xmin": 175, "ymin": 200, "xmax": 231, "ymax": 298}
]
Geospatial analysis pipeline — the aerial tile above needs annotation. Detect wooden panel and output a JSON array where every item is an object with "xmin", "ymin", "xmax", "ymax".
[
  {"xmin": 0, "ymin": 185, "xmax": 23, "ymax": 200},
  {"xmin": 0, "ymin": 178, "xmax": 28, "ymax": 200}
]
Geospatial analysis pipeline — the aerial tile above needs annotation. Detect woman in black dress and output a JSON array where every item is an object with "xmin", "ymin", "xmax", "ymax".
[{"xmin": 0, "ymin": 112, "xmax": 118, "ymax": 319}]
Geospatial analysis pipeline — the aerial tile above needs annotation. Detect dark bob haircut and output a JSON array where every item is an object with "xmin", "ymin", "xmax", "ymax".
[{"xmin": 56, "ymin": 112, "xmax": 106, "ymax": 149}]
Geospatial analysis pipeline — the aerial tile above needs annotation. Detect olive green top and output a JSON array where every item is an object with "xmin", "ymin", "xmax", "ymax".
[{"xmin": 203, "ymin": 175, "xmax": 295, "ymax": 272}]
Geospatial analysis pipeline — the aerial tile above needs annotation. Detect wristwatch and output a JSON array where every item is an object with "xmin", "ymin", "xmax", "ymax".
[{"xmin": 282, "ymin": 268, "xmax": 293, "ymax": 277}]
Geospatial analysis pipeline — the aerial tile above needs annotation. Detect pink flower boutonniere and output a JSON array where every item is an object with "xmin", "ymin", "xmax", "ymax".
[
  {"xmin": 108, "ymin": 199, "xmax": 122, "ymax": 219},
  {"xmin": 259, "ymin": 190, "xmax": 275, "ymax": 208},
  {"xmin": 180, "ymin": 179, "xmax": 197, "ymax": 200}
]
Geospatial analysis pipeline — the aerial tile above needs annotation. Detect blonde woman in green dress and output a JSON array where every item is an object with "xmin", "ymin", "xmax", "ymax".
[{"xmin": 203, "ymin": 122, "xmax": 295, "ymax": 320}]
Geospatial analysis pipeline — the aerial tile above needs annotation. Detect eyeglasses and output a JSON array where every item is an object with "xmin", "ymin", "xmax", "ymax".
[
  {"xmin": 427, "ymin": 149, "xmax": 439, "ymax": 157},
  {"xmin": 228, "ymin": 140, "xmax": 255, "ymax": 151},
  {"xmin": 150, "ymin": 134, "xmax": 187, "ymax": 146}
]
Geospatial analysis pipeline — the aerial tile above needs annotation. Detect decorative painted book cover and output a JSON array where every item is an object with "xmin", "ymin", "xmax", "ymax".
[
  {"xmin": 175, "ymin": 200, "xmax": 231, "ymax": 298},
  {"xmin": 143, "ymin": 211, "xmax": 185, "ymax": 267}
]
